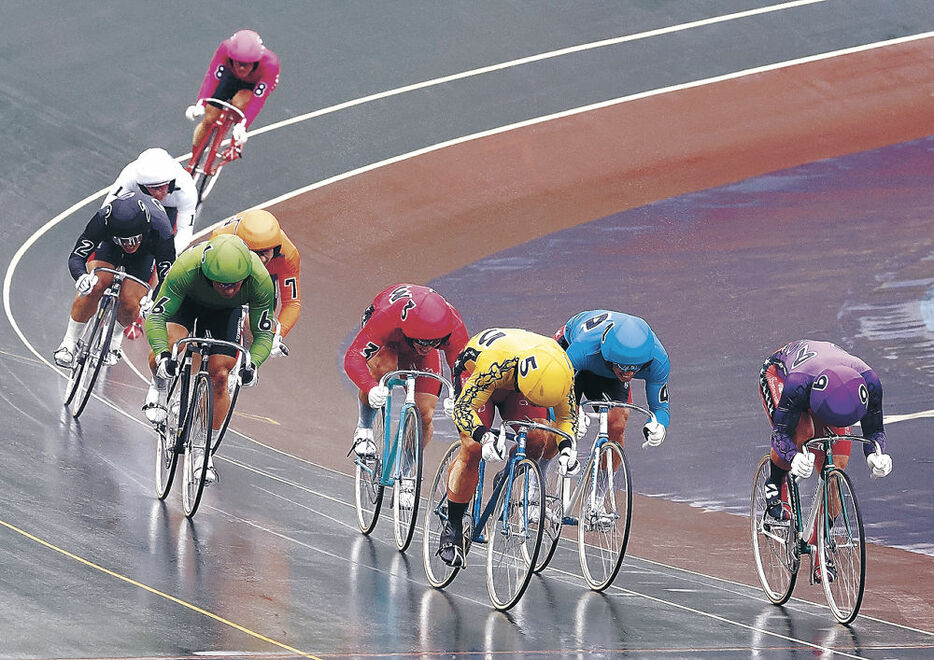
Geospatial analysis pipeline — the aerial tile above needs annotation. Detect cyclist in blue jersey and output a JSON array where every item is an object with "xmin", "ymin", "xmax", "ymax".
[{"xmin": 554, "ymin": 310, "xmax": 670, "ymax": 448}]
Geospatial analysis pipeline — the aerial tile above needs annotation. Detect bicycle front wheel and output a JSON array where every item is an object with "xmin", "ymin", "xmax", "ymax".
[
  {"xmin": 69, "ymin": 297, "xmax": 116, "ymax": 418},
  {"xmin": 189, "ymin": 126, "xmax": 219, "ymax": 204},
  {"xmin": 486, "ymin": 458, "xmax": 544, "ymax": 610},
  {"xmin": 392, "ymin": 407, "xmax": 422, "ymax": 552},
  {"xmin": 819, "ymin": 468, "xmax": 865, "ymax": 624},
  {"xmin": 532, "ymin": 455, "xmax": 564, "ymax": 573},
  {"xmin": 154, "ymin": 376, "xmax": 183, "ymax": 500},
  {"xmin": 577, "ymin": 441, "xmax": 631, "ymax": 591},
  {"xmin": 181, "ymin": 373, "xmax": 213, "ymax": 518},
  {"xmin": 422, "ymin": 440, "xmax": 464, "ymax": 588},
  {"xmin": 354, "ymin": 406, "xmax": 385, "ymax": 534},
  {"xmin": 750, "ymin": 454, "xmax": 799, "ymax": 605}
]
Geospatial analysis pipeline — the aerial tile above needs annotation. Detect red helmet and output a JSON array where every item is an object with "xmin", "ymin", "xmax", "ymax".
[
  {"xmin": 399, "ymin": 287, "xmax": 459, "ymax": 343},
  {"xmin": 226, "ymin": 29, "xmax": 265, "ymax": 63}
]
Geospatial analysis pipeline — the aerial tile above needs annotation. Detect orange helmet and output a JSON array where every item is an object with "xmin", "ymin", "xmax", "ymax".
[{"xmin": 229, "ymin": 209, "xmax": 282, "ymax": 252}]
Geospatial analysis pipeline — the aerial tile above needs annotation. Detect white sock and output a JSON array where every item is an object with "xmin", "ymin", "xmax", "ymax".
[
  {"xmin": 110, "ymin": 321, "xmax": 126, "ymax": 350},
  {"xmin": 62, "ymin": 317, "xmax": 85, "ymax": 345}
]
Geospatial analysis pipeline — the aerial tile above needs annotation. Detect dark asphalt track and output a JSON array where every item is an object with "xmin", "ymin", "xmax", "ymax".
[{"xmin": 1, "ymin": 1, "xmax": 933, "ymax": 658}]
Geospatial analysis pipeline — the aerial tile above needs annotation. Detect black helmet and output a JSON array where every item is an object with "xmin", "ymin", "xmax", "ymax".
[{"xmin": 104, "ymin": 192, "xmax": 151, "ymax": 251}]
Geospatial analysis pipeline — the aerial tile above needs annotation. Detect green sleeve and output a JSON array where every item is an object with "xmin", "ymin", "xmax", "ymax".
[
  {"xmin": 144, "ymin": 247, "xmax": 200, "ymax": 356},
  {"xmin": 246, "ymin": 255, "xmax": 277, "ymax": 367}
]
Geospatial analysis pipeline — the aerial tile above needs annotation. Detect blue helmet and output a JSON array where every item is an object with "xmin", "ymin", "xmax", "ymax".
[
  {"xmin": 104, "ymin": 192, "xmax": 151, "ymax": 251},
  {"xmin": 809, "ymin": 366, "xmax": 869, "ymax": 427},
  {"xmin": 600, "ymin": 315, "xmax": 654, "ymax": 372}
]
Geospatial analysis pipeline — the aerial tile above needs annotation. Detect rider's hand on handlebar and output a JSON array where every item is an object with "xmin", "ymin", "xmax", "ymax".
[
  {"xmin": 75, "ymin": 273, "xmax": 98, "ymax": 295},
  {"xmin": 790, "ymin": 451, "xmax": 815, "ymax": 479},
  {"xmin": 558, "ymin": 442, "xmax": 581, "ymax": 476},
  {"xmin": 269, "ymin": 325, "xmax": 286, "ymax": 358},
  {"xmin": 185, "ymin": 102, "xmax": 205, "ymax": 121},
  {"xmin": 155, "ymin": 351, "xmax": 178, "ymax": 380},
  {"xmin": 867, "ymin": 453, "xmax": 893, "ymax": 479},
  {"xmin": 368, "ymin": 384, "xmax": 389, "ymax": 409},
  {"xmin": 239, "ymin": 362, "xmax": 258, "ymax": 387},
  {"xmin": 442, "ymin": 397, "xmax": 455, "ymax": 417},
  {"xmin": 138, "ymin": 295, "xmax": 154, "ymax": 318},
  {"xmin": 576, "ymin": 408, "xmax": 591, "ymax": 441},
  {"xmin": 232, "ymin": 121, "xmax": 248, "ymax": 145},
  {"xmin": 642, "ymin": 420, "xmax": 666, "ymax": 447},
  {"xmin": 481, "ymin": 428, "xmax": 508, "ymax": 462}
]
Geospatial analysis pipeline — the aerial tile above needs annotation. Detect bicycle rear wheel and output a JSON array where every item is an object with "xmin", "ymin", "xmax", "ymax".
[
  {"xmin": 189, "ymin": 126, "xmax": 219, "ymax": 204},
  {"xmin": 354, "ymin": 406, "xmax": 385, "ymax": 534},
  {"xmin": 532, "ymin": 456, "xmax": 564, "ymax": 573},
  {"xmin": 819, "ymin": 468, "xmax": 865, "ymax": 624},
  {"xmin": 181, "ymin": 373, "xmax": 213, "ymax": 518},
  {"xmin": 392, "ymin": 407, "xmax": 422, "ymax": 552},
  {"xmin": 486, "ymin": 457, "xmax": 544, "ymax": 610},
  {"xmin": 577, "ymin": 441, "xmax": 631, "ymax": 591},
  {"xmin": 750, "ymin": 454, "xmax": 799, "ymax": 605},
  {"xmin": 422, "ymin": 440, "xmax": 464, "ymax": 588},
  {"xmin": 154, "ymin": 376, "xmax": 183, "ymax": 500},
  {"xmin": 69, "ymin": 297, "xmax": 116, "ymax": 418}
]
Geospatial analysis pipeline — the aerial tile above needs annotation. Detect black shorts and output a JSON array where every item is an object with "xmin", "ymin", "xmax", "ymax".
[
  {"xmin": 574, "ymin": 370, "xmax": 631, "ymax": 405},
  {"xmin": 168, "ymin": 299, "xmax": 243, "ymax": 358},
  {"xmin": 209, "ymin": 69, "xmax": 255, "ymax": 106},
  {"xmin": 92, "ymin": 241, "xmax": 155, "ymax": 282}
]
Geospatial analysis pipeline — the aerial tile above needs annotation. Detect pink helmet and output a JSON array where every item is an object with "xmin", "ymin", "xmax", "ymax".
[
  {"xmin": 399, "ymin": 287, "xmax": 459, "ymax": 343},
  {"xmin": 226, "ymin": 29, "xmax": 265, "ymax": 63}
]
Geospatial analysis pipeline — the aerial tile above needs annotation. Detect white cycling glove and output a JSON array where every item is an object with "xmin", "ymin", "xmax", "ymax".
[
  {"xmin": 558, "ymin": 443, "xmax": 581, "ymax": 476},
  {"xmin": 185, "ymin": 102, "xmax": 205, "ymax": 121},
  {"xmin": 576, "ymin": 408, "xmax": 591, "ymax": 441},
  {"xmin": 269, "ymin": 324, "xmax": 286, "ymax": 358},
  {"xmin": 138, "ymin": 294, "xmax": 154, "ymax": 318},
  {"xmin": 368, "ymin": 384, "xmax": 389, "ymax": 409},
  {"xmin": 642, "ymin": 420, "xmax": 666, "ymax": 447},
  {"xmin": 481, "ymin": 428, "xmax": 508, "ymax": 463},
  {"xmin": 442, "ymin": 397, "xmax": 455, "ymax": 417},
  {"xmin": 867, "ymin": 453, "xmax": 893, "ymax": 479},
  {"xmin": 790, "ymin": 451, "xmax": 815, "ymax": 479},
  {"xmin": 232, "ymin": 121, "xmax": 248, "ymax": 145},
  {"xmin": 75, "ymin": 273, "xmax": 98, "ymax": 295}
]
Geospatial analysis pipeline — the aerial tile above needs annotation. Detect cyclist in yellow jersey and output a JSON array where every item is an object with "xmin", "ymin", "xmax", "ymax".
[{"xmin": 439, "ymin": 328, "xmax": 578, "ymax": 567}]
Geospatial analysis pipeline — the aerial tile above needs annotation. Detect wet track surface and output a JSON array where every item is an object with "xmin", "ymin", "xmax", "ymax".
[{"xmin": 2, "ymin": 1, "xmax": 934, "ymax": 658}]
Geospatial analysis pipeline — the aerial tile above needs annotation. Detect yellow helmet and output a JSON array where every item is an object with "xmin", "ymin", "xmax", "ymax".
[
  {"xmin": 230, "ymin": 209, "xmax": 282, "ymax": 251},
  {"xmin": 516, "ymin": 339, "xmax": 574, "ymax": 407}
]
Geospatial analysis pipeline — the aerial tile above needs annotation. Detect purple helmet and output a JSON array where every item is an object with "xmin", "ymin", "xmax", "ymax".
[
  {"xmin": 809, "ymin": 366, "xmax": 869, "ymax": 427},
  {"xmin": 225, "ymin": 29, "xmax": 265, "ymax": 63}
]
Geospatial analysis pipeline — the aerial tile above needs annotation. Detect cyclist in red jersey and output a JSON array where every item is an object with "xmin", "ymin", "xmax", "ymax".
[
  {"xmin": 343, "ymin": 284, "xmax": 469, "ymax": 457},
  {"xmin": 185, "ymin": 29, "xmax": 280, "ymax": 152}
]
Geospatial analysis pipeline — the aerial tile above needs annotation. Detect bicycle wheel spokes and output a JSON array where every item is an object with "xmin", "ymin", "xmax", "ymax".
[
  {"xmin": 354, "ymin": 407, "xmax": 385, "ymax": 534},
  {"xmin": 486, "ymin": 458, "xmax": 544, "ymax": 610},
  {"xmin": 422, "ymin": 440, "xmax": 463, "ymax": 588},
  {"xmin": 182, "ymin": 374, "xmax": 213, "ymax": 518},
  {"xmin": 70, "ymin": 298, "xmax": 115, "ymax": 418},
  {"xmin": 392, "ymin": 408, "xmax": 422, "ymax": 552},
  {"xmin": 532, "ymin": 455, "xmax": 564, "ymax": 573},
  {"xmin": 577, "ymin": 442, "xmax": 631, "ymax": 591},
  {"xmin": 820, "ymin": 469, "xmax": 865, "ymax": 624},
  {"xmin": 154, "ymin": 380, "xmax": 182, "ymax": 500},
  {"xmin": 750, "ymin": 454, "xmax": 798, "ymax": 605}
]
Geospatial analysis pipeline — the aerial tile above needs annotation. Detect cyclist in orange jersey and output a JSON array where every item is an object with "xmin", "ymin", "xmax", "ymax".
[{"xmin": 211, "ymin": 208, "xmax": 300, "ymax": 357}]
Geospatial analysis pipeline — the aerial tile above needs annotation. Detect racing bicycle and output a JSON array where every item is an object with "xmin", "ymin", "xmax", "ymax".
[
  {"xmin": 751, "ymin": 434, "xmax": 880, "ymax": 624},
  {"xmin": 536, "ymin": 399, "xmax": 653, "ymax": 590},
  {"xmin": 422, "ymin": 419, "xmax": 573, "ymax": 610},
  {"xmin": 185, "ymin": 98, "xmax": 246, "ymax": 208},
  {"xmin": 154, "ymin": 334, "xmax": 249, "ymax": 518},
  {"xmin": 63, "ymin": 267, "xmax": 151, "ymax": 419},
  {"xmin": 354, "ymin": 370, "xmax": 454, "ymax": 552}
]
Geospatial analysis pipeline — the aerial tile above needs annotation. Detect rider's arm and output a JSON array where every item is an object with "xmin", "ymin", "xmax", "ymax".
[
  {"xmin": 245, "ymin": 266, "xmax": 277, "ymax": 368},
  {"xmin": 67, "ymin": 212, "xmax": 107, "ymax": 280},
  {"xmin": 343, "ymin": 325, "xmax": 383, "ymax": 393},
  {"xmin": 274, "ymin": 237, "xmax": 301, "ymax": 337},
  {"xmin": 195, "ymin": 44, "xmax": 228, "ymax": 104},
  {"xmin": 552, "ymin": 395, "xmax": 579, "ymax": 444},
  {"xmin": 169, "ymin": 169, "xmax": 198, "ymax": 256},
  {"xmin": 858, "ymin": 368, "xmax": 887, "ymax": 454},
  {"xmin": 451, "ymin": 369, "xmax": 496, "ymax": 441},
  {"xmin": 770, "ymin": 373, "xmax": 810, "ymax": 463},
  {"xmin": 643, "ymin": 351, "xmax": 672, "ymax": 427},
  {"xmin": 143, "ymin": 261, "xmax": 192, "ymax": 356},
  {"xmin": 239, "ymin": 51, "xmax": 280, "ymax": 127}
]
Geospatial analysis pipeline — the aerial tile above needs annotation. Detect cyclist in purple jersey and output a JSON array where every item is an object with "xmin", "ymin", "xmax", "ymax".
[{"xmin": 758, "ymin": 339, "xmax": 893, "ymax": 582}]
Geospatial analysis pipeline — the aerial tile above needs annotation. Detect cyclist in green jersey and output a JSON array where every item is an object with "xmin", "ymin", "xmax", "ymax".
[{"xmin": 143, "ymin": 233, "xmax": 276, "ymax": 483}]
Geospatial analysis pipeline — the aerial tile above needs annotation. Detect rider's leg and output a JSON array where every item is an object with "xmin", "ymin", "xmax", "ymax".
[
  {"xmin": 55, "ymin": 261, "xmax": 114, "ymax": 364},
  {"xmin": 208, "ymin": 354, "xmax": 238, "ymax": 432},
  {"xmin": 439, "ymin": 433, "xmax": 483, "ymax": 566}
]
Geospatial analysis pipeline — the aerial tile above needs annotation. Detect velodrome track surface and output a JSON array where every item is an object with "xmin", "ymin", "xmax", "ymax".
[{"xmin": 2, "ymin": 1, "xmax": 933, "ymax": 657}]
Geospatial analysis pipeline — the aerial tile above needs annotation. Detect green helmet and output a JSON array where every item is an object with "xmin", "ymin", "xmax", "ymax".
[{"xmin": 200, "ymin": 234, "xmax": 252, "ymax": 283}]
